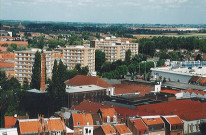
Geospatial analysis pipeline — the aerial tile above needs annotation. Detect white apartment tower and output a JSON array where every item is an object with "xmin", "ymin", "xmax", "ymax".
[
  {"xmin": 14, "ymin": 50, "xmax": 54, "ymax": 84},
  {"xmin": 62, "ymin": 45, "xmax": 95, "ymax": 73}
]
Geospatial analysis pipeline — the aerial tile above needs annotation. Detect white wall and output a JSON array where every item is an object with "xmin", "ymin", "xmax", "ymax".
[
  {"xmin": 0, "ymin": 128, "xmax": 18, "ymax": 135},
  {"xmin": 182, "ymin": 120, "xmax": 201, "ymax": 134}
]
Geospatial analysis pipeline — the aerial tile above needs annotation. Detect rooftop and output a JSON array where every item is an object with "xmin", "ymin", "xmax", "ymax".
[
  {"xmin": 65, "ymin": 75, "xmax": 112, "ymax": 88},
  {"xmin": 101, "ymin": 124, "xmax": 116, "ymax": 134},
  {"xmin": 114, "ymin": 124, "xmax": 132, "ymax": 134},
  {"xmin": 66, "ymin": 85, "xmax": 105, "ymax": 93}
]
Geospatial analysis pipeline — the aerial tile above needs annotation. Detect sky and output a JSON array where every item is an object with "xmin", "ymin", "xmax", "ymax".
[{"xmin": 1, "ymin": 0, "xmax": 206, "ymax": 24}]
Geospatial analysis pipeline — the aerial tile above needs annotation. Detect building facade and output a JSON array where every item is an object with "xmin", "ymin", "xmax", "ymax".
[
  {"xmin": 63, "ymin": 46, "xmax": 95, "ymax": 73},
  {"xmin": 90, "ymin": 38, "xmax": 138, "ymax": 63},
  {"xmin": 14, "ymin": 50, "xmax": 54, "ymax": 84}
]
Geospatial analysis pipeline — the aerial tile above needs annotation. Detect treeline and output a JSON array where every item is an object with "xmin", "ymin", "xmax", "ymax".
[
  {"xmin": 95, "ymin": 50, "xmax": 154, "ymax": 80},
  {"xmin": 24, "ymin": 23, "xmax": 206, "ymax": 35},
  {"xmin": 136, "ymin": 36, "xmax": 206, "ymax": 57}
]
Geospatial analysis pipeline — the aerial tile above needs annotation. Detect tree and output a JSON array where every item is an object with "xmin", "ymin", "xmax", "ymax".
[
  {"xmin": 81, "ymin": 66, "xmax": 89, "ymax": 75},
  {"xmin": 128, "ymin": 63, "xmax": 136, "ymax": 75},
  {"xmin": 75, "ymin": 63, "xmax": 82, "ymax": 74},
  {"xmin": 30, "ymin": 51, "xmax": 41, "ymax": 89},
  {"xmin": 125, "ymin": 49, "xmax": 131, "ymax": 66},
  {"xmin": 116, "ymin": 65, "xmax": 128, "ymax": 79},
  {"xmin": 37, "ymin": 36, "xmax": 45, "ymax": 49},
  {"xmin": 23, "ymin": 77, "xmax": 29, "ymax": 90},
  {"xmin": 195, "ymin": 54, "xmax": 202, "ymax": 61},
  {"xmin": 95, "ymin": 50, "xmax": 106, "ymax": 72},
  {"xmin": 48, "ymin": 38, "xmax": 58, "ymax": 49}
]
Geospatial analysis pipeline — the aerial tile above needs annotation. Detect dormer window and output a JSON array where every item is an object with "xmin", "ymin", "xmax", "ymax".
[
  {"xmin": 77, "ymin": 122, "xmax": 80, "ymax": 126},
  {"xmin": 107, "ymin": 116, "xmax": 110, "ymax": 123},
  {"xmin": 113, "ymin": 115, "xmax": 117, "ymax": 123},
  {"xmin": 147, "ymin": 118, "xmax": 150, "ymax": 121}
]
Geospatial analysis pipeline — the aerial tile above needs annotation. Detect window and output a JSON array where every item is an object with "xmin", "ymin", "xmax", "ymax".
[
  {"xmin": 139, "ymin": 131, "xmax": 141, "ymax": 135},
  {"xmin": 107, "ymin": 116, "xmax": 110, "ymax": 123},
  {"xmin": 85, "ymin": 128, "xmax": 88, "ymax": 133},
  {"xmin": 144, "ymin": 130, "xmax": 147, "ymax": 134},
  {"xmin": 77, "ymin": 122, "xmax": 80, "ymax": 126},
  {"xmin": 149, "ymin": 127, "xmax": 154, "ymax": 131}
]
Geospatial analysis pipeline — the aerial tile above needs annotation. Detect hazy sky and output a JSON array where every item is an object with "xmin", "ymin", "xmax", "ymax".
[{"xmin": 1, "ymin": 0, "xmax": 206, "ymax": 24}]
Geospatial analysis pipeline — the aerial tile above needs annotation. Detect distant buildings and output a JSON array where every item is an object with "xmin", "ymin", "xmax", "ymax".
[
  {"xmin": 90, "ymin": 37, "xmax": 138, "ymax": 62},
  {"xmin": 63, "ymin": 45, "xmax": 95, "ymax": 74}
]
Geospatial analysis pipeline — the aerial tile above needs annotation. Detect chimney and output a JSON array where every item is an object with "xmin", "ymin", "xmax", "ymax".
[{"xmin": 40, "ymin": 53, "xmax": 46, "ymax": 92}]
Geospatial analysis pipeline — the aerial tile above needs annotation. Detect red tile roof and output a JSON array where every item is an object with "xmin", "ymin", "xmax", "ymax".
[
  {"xmin": 0, "ymin": 53, "xmax": 14, "ymax": 59},
  {"xmin": 101, "ymin": 124, "xmax": 116, "ymax": 134},
  {"xmin": 0, "ymin": 62, "xmax": 14, "ymax": 68},
  {"xmin": 71, "ymin": 100, "xmax": 111, "ymax": 113},
  {"xmin": 72, "ymin": 113, "xmax": 93, "ymax": 126},
  {"xmin": 113, "ymin": 84, "xmax": 154, "ymax": 95},
  {"xmin": 114, "ymin": 124, "xmax": 132, "ymax": 134},
  {"xmin": 100, "ymin": 108, "xmax": 117, "ymax": 123},
  {"xmin": 65, "ymin": 75, "xmax": 112, "ymax": 88},
  {"xmin": 19, "ymin": 120, "xmax": 42, "ymax": 134},
  {"xmin": 4, "ymin": 116, "xmax": 17, "ymax": 128},
  {"xmin": 46, "ymin": 118, "xmax": 66, "ymax": 132},
  {"xmin": 142, "ymin": 116, "xmax": 164, "ymax": 126},
  {"xmin": 0, "ymin": 41, "xmax": 28, "ymax": 47},
  {"xmin": 163, "ymin": 116, "xmax": 183, "ymax": 125},
  {"xmin": 160, "ymin": 90, "xmax": 181, "ymax": 95},
  {"xmin": 137, "ymin": 99, "xmax": 206, "ymax": 121},
  {"xmin": 129, "ymin": 118, "xmax": 148, "ymax": 131}
]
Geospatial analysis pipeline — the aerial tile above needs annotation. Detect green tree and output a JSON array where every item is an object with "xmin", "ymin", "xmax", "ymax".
[
  {"xmin": 95, "ymin": 50, "xmax": 106, "ymax": 72},
  {"xmin": 125, "ymin": 49, "xmax": 131, "ymax": 66},
  {"xmin": 128, "ymin": 63, "xmax": 136, "ymax": 75},
  {"xmin": 30, "ymin": 51, "xmax": 41, "ymax": 89},
  {"xmin": 23, "ymin": 77, "xmax": 30, "ymax": 90},
  {"xmin": 37, "ymin": 36, "xmax": 45, "ymax": 49},
  {"xmin": 81, "ymin": 66, "xmax": 89, "ymax": 75},
  {"xmin": 116, "ymin": 65, "xmax": 128, "ymax": 79},
  {"xmin": 200, "ymin": 122, "xmax": 206, "ymax": 135},
  {"xmin": 195, "ymin": 54, "xmax": 202, "ymax": 61},
  {"xmin": 48, "ymin": 38, "xmax": 58, "ymax": 49},
  {"xmin": 75, "ymin": 63, "xmax": 82, "ymax": 74}
]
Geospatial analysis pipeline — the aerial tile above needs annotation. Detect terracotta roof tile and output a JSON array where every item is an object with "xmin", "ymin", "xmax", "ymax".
[
  {"xmin": 19, "ymin": 120, "xmax": 42, "ymax": 134},
  {"xmin": 0, "ymin": 41, "xmax": 28, "ymax": 46},
  {"xmin": 160, "ymin": 90, "xmax": 181, "ymax": 95},
  {"xmin": 72, "ymin": 113, "xmax": 93, "ymax": 126},
  {"xmin": 46, "ymin": 118, "xmax": 66, "ymax": 132},
  {"xmin": 101, "ymin": 124, "xmax": 116, "ymax": 134},
  {"xmin": 71, "ymin": 100, "xmax": 111, "ymax": 113},
  {"xmin": 164, "ymin": 116, "xmax": 183, "ymax": 125},
  {"xmin": 65, "ymin": 75, "xmax": 112, "ymax": 88},
  {"xmin": 0, "ymin": 62, "xmax": 14, "ymax": 68},
  {"xmin": 142, "ymin": 116, "xmax": 164, "ymax": 126},
  {"xmin": 114, "ymin": 124, "xmax": 132, "ymax": 134},
  {"xmin": 129, "ymin": 118, "xmax": 148, "ymax": 131},
  {"xmin": 4, "ymin": 116, "xmax": 17, "ymax": 128},
  {"xmin": 113, "ymin": 84, "xmax": 154, "ymax": 95}
]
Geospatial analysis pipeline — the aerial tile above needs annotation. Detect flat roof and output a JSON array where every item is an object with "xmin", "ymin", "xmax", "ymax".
[
  {"xmin": 66, "ymin": 85, "xmax": 106, "ymax": 93},
  {"xmin": 27, "ymin": 89, "xmax": 47, "ymax": 94},
  {"xmin": 151, "ymin": 66, "xmax": 206, "ymax": 76}
]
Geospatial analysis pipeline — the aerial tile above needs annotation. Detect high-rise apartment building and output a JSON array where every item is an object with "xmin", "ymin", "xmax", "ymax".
[
  {"xmin": 90, "ymin": 37, "xmax": 138, "ymax": 62},
  {"xmin": 62, "ymin": 45, "xmax": 95, "ymax": 73},
  {"xmin": 14, "ymin": 50, "xmax": 54, "ymax": 84}
]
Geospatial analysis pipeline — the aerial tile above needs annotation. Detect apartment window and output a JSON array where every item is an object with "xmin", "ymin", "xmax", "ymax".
[{"xmin": 144, "ymin": 130, "xmax": 147, "ymax": 134}]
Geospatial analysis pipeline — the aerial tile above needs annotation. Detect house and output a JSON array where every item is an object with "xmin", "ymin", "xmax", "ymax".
[
  {"xmin": 91, "ymin": 113, "xmax": 103, "ymax": 129},
  {"xmin": 141, "ymin": 116, "xmax": 165, "ymax": 135},
  {"xmin": 160, "ymin": 90, "xmax": 183, "ymax": 99},
  {"xmin": 17, "ymin": 116, "xmax": 66, "ymax": 135},
  {"xmin": 98, "ymin": 108, "xmax": 118, "ymax": 124},
  {"xmin": 66, "ymin": 85, "xmax": 107, "ymax": 108},
  {"xmin": 69, "ymin": 113, "xmax": 93, "ymax": 135},
  {"xmin": 4, "ymin": 116, "xmax": 17, "ymax": 128},
  {"xmin": 126, "ymin": 117, "xmax": 149, "ymax": 135},
  {"xmin": 0, "ymin": 128, "xmax": 18, "ymax": 135},
  {"xmin": 65, "ymin": 75, "xmax": 115, "ymax": 96},
  {"xmin": 94, "ymin": 124, "xmax": 116, "ymax": 135},
  {"xmin": 113, "ymin": 124, "xmax": 132, "ymax": 135},
  {"xmin": 162, "ymin": 115, "xmax": 184, "ymax": 135}
]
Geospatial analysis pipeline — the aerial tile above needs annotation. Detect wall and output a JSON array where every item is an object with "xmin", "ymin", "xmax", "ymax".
[
  {"xmin": 152, "ymin": 69, "xmax": 192, "ymax": 84},
  {"xmin": 182, "ymin": 120, "xmax": 201, "ymax": 134}
]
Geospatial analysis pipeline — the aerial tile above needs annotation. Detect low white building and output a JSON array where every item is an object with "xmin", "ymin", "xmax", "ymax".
[{"xmin": 0, "ymin": 128, "xmax": 18, "ymax": 135}]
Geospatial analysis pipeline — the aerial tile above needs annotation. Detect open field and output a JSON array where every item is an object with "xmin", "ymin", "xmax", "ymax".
[{"xmin": 133, "ymin": 33, "xmax": 206, "ymax": 38}]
